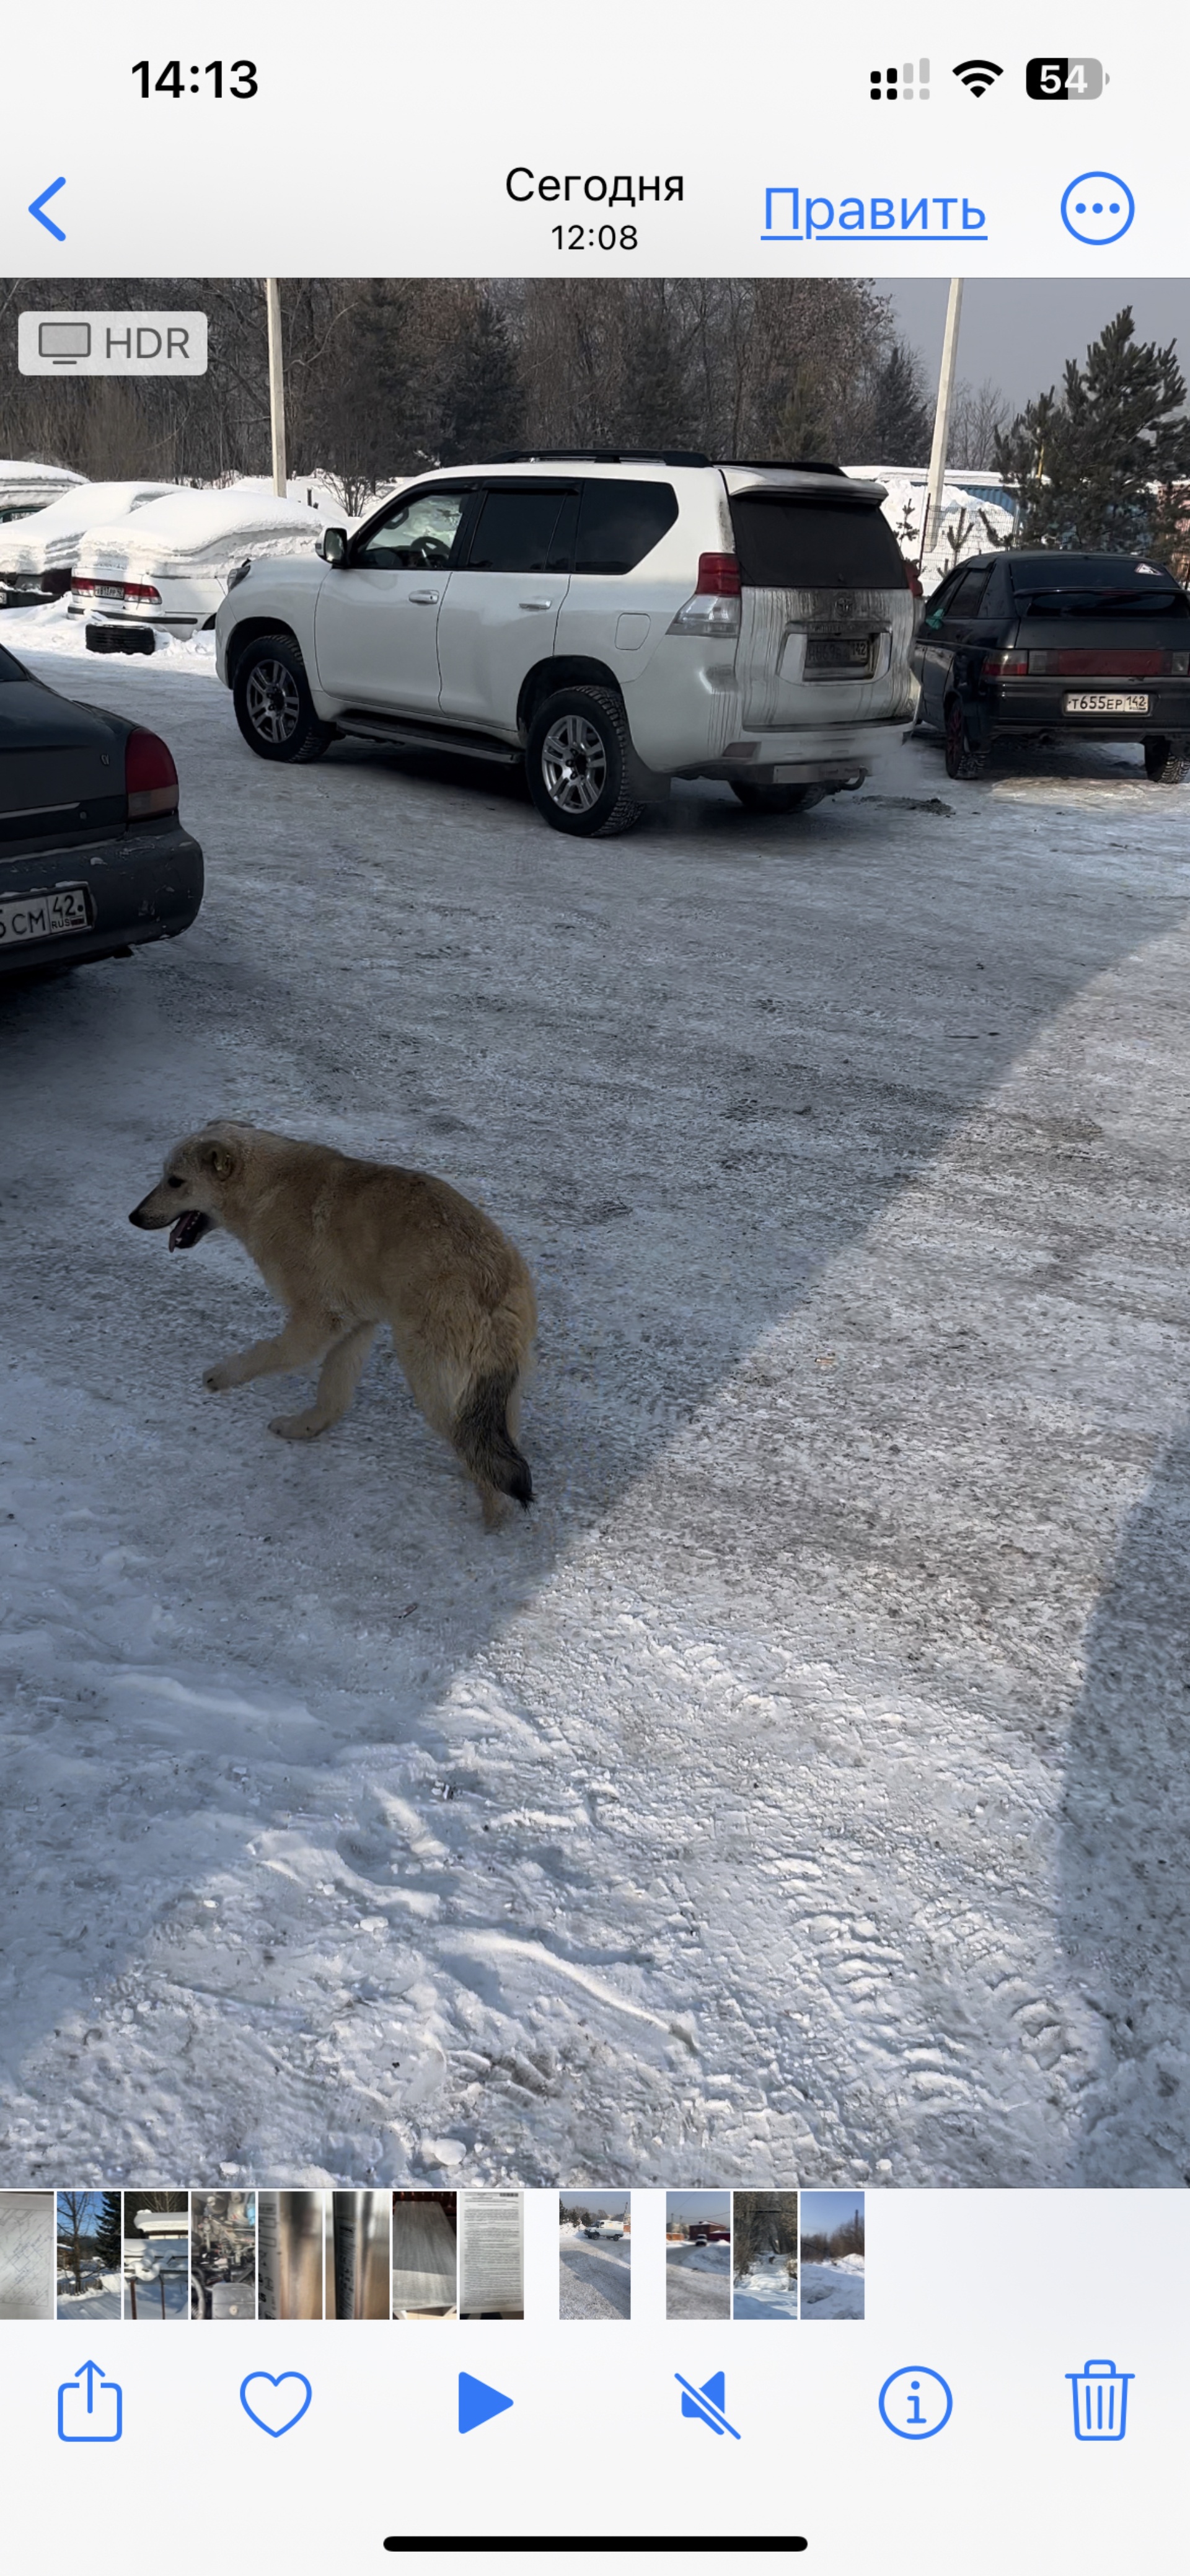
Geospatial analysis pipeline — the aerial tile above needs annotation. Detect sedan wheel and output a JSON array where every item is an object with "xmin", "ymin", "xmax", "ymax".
[{"xmin": 944, "ymin": 696, "xmax": 988, "ymax": 780}]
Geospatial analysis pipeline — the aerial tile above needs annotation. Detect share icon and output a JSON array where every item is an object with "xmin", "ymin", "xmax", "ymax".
[{"xmin": 675, "ymin": 2370, "xmax": 741, "ymax": 2438}]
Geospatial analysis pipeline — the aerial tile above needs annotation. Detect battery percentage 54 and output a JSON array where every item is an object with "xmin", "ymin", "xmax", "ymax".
[{"xmin": 1026, "ymin": 57, "xmax": 1107, "ymax": 98}]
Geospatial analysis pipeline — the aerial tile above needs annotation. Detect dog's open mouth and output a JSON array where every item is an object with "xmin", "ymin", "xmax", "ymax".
[{"xmin": 169, "ymin": 1211, "xmax": 211, "ymax": 1251}]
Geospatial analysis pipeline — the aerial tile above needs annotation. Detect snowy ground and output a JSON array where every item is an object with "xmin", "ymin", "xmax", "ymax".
[
  {"xmin": 559, "ymin": 2231, "xmax": 631, "ymax": 2319},
  {"xmin": 2, "ymin": 635, "xmax": 1190, "ymax": 2192},
  {"xmin": 123, "ymin": 2270, "xmax": 188, "ymax": 2319},
  {"xmin": 666, "ymin": 2242, "xmax": 731, "ymax": 2318},
  {"xmin": 733, "ymin": 2255, "xmax": 798, "ymax": 2319},
  {"xmin": 58, "ymin": 2272, "xmax": 123, "ymax": 2319},
  {"xmin": 800, "ymin": 2257, "xmax": 865, "ymax": 2320}
]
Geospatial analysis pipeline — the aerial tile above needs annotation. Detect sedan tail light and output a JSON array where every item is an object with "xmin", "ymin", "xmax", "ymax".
[
  {"xmin": 1026, "ymin": 647, "xmax": 1186, "ymax": 677},
  {"xmin": 72, "ymin": 578, "xmax": 163, "ymax": 604},
  {"xmin": 668, "ymin": 553, "xmax": 743, "ymax": 638},
  {"xmin": 982, "ymin": 650, "xmax": 1029, "ymax": 678},
  {"xmin": 125, "ymin": 728, "xmax": 179, "ymax": 819}
]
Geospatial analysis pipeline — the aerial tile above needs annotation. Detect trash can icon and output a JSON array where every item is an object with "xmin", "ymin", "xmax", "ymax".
[{"xmin": 1067, "ymin": 2359, "xmax": 1132, "ymax": 2441}]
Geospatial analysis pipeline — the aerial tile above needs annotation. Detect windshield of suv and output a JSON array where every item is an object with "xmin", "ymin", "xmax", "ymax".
[{"xmin": 729, "ymin": 493, "xmax": 906, "ymax": 590}]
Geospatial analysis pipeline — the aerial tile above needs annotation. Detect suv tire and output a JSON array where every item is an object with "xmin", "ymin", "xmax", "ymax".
[
  {"xmin": 234, "ymin": 633, "xmax": 333, "ymax": 764},
  {"xmin": 1144, "ymin": 733, "xmax": 1190, "ymax": 784},
  {"xmin": 944, "ymin": 696, "xmax": 988, "ymax": 780},
  {"xmin": 526, "ymin": 686, "xmax": 643, "ymax": 836},
  {"xmin": 731, "ymin": 781, "xmax": 824, "ymax": 815}
]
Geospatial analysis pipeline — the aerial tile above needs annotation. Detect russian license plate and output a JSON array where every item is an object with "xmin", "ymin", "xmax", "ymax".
[
  {"xmin": 1064, "ymin": 691, "xmax": 1150, "ymax": 715},
  {"xmin": 806, "ymin": 634, "xmax": 871, "ymax": 673},
  {"xmin": 0, "ymin": 885, "xmax": 92, "ymax": 945}
]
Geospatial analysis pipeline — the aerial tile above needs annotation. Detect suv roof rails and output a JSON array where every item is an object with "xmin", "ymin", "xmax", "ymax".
[{"xmin": 488, "ymin": 448, "xmax": 711, "ymax": 467}]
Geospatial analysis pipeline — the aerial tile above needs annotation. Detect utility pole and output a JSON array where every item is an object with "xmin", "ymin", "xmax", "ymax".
[
  {"xmin": 265, "ymin": 279, "xmax": 288, "ymax": 499},
  {"xmin": 922, "ymin": 277, "xmax": 963, "ymax": 560}
]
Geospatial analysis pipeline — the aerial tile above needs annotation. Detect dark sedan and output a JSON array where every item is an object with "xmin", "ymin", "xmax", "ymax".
[
  {"xmin": 0, "ymin": 640, "xmax": 203, "ymax": 979},
  {"xmin": 910, "ymin": 551, "xmax": 1190, "ymax": 781}
]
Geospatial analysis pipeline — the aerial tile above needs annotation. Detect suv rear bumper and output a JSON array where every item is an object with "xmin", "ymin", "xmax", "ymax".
[
  {"xmin": 0, "ymin": 820, "xmax": 204, "ymax": 979},
  {"xmin": 676, "ymin": 715, "xmax": 904, "ymax": 784}
]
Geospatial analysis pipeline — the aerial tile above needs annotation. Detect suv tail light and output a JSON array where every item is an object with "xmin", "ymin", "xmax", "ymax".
[
  {"xmin": 668, "ymin": 552, "xmax": 742, "ymax": 639},
  {"xmin": 125, "ymin": 728, "xmax": 179, "ymax": 820}
]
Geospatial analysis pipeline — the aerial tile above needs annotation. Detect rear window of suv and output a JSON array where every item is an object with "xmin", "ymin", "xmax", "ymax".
[
  {"xmin": 573, "ymin": 480, "xmax": 679, "ymax": 575},
  {"xmin": 729, "ymin": 493, "xmax": 907, "ymax": 590}
]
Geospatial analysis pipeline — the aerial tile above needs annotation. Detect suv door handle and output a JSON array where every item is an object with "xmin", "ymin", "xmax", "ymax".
[
  {"xmin": 408, "ymin": 589, "xmax": 439, "ymax": 605},
  {"xmin": 519, "ymin": 597, "xmax": 554, "ymax": 611}
]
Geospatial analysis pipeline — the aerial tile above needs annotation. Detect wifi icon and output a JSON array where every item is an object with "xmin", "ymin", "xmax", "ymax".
[{"xmin": 953, "ymin": 57, "xmax": 1003, "ymax": 95}]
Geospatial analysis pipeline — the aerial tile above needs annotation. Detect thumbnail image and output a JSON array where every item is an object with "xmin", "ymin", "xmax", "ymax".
[
  {"xmin": 392, "ymin": 2192, "xmax": 457, "ymax": 2319},
  {"xmin": 666, "ymin": 2193, "xmax": 731, "ymax": 2321},
  {"xmin": 257, "ymin": 2190, "xmax": 324, "ymax": 2319},
  {"xmin": 191, "ymin": 2191, "xmax": 256, "ymax": 2321},
  {"xmin": 799, "ymin": 2193, "xmax": 865, "ymax": 2321},
  {"xmin": 559, "ymin": 2195, "xmax": 631, "ymax": 2321},
  {"xmin": 56, "ymin": 2192, "xmax": 123, "ymax": 2319},
  {"xmin": 325, "ymin": 2190, "xmax": 390, "ymax": 2318},
  {"xmin": 733, "ymin": 2192, "xmax": 799, "ymax": 2319},
  {"xmin": 458, "ymin": 2189, "xmax": 524, "ymax": 2321},
  {"xmin": 123, "ymin": 2192, "xmax": 189, "ymax": 2321},
  {"xmin": 0, "ymin": 2191, "xmax": 54, "ymax": 2321}
]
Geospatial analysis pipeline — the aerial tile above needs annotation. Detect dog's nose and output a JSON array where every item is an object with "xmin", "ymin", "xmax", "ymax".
[{"xmin": 128, "ymin": 1203, "xmax": 149, "ymax": 1226}]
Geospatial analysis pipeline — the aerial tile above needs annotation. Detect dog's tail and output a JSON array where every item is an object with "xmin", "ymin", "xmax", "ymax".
[{"xmin": 454, "ymin": 1369, "xmax": 533, "ymax": 1508}]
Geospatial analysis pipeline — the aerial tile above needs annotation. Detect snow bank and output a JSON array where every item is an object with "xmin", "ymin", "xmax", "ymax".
[
  {"xmin": 0, "ymin": 595, "xmax": 218, "ymax": 673},
  {"xmin": 733, "ymin": 2255, "xmax": 798, "ymax": 2319},
  {"xmin": 0, "ymin": 482, "xmax": 178, "ymax": 574},
  {"xmin": 800, "ymin": 2260, "xmax": 864, "ymax": 2319},
  {"xmin": 75, "ymin": 488, "xmax": 327, "ymax": 582},
  {"xmin": 667, "ymin": 2240, "xmax": 730, "ymax": 2273}
]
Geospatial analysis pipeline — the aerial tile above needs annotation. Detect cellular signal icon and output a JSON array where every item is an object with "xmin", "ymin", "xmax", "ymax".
[
  {"xmin": 870, "ymin": 58, "xmax": 930, "ymax": 100},
  {"xmin": 953, "ymin": 58, "xmax": 1003, "ymax": 96}
]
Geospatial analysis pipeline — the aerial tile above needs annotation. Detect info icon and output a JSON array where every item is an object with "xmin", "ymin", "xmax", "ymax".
[{"xmin": 878, "ymin": 2366, "xmax": 953, "ymax": 2439}]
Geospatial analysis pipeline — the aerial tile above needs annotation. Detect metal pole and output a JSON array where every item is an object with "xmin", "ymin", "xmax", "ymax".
[
  {"xmin": 265, "ymin": 279, "xmax": 288, "ymax": 500},
  {"xmin": 922, "ymin": 277, "xmax": 964, "ymax": 559}
]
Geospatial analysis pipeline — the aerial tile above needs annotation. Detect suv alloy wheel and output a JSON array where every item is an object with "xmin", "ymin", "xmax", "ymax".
[
  {"xmin": 526, "ymin": 684, "xmax": 643, "ymax": 837},
  {"xmin": 234, "ymin": 632, "xmax": 333, "ymax": 764}
]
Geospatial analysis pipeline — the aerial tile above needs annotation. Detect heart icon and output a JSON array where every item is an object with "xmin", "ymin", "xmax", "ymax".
[{"xmin": 240, "ymin": 2371, "xmax": 313, "ymax": 2437}]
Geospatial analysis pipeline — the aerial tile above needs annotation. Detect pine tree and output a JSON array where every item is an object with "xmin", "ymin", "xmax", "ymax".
[
  {"xmin": 995, "ymin": 307, "xmax": 1190, "ymax": 553},
  {"xmin": 94, "ymin": 2192, "xmax": 123, "ymax": 2268},
  {"xmin": 868, "ymin": 340, "xmax": 933, "ymax": 465},
  {"xmin": 439, "ymin": 293, "xmax": 522, "ymax": 464}
]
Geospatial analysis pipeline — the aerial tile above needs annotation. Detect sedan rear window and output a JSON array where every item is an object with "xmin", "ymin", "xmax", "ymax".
[
  {"xmin": 573, "ymin": 480, "xmax": 679, "ymax": 575},
  {"xmin": 1010, "ymin": 561, "xmax": 1189, "ymax": 617},
  {"xmin": 729, "ymin": 494, "xmax": 907, "ymax": 590}
]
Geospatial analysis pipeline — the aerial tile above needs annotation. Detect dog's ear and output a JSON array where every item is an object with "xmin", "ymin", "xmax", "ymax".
[{"xmin": 200, "ymin": 1140, "xmax": 238, "ymax": 1180}]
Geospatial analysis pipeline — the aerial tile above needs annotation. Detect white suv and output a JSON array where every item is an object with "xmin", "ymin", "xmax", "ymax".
[{"xmin": 214, "ymin": 453, "xmax": 915, "ymax": 835}]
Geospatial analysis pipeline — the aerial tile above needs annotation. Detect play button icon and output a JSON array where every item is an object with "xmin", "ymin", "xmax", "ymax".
[{"xmin": 458, "ymin": 2371, "xmax": 514, "ymax": 2435}]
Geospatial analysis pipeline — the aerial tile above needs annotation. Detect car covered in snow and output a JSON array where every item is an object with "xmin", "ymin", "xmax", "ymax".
[
  {"xmin": 214, "ymin": 451, "xmax": 917, "ymax": 835},
  {"xmin": 0, "ymin": 459, "xmax": 86, "ymax": 525},
  {"xmin": 0, "ymin": 480, "xmax": 177, "ymax": 608},
  {"xmin": 0, "ymin": 638, "xmax": 203, "ymax": 978},
  {"xmin": 70, "ymin": 485, "xmax": 331, "ymax": 639},
  {"xmin": 910, "ymin": 549, "xmax": 1190, "ymax": 780}
]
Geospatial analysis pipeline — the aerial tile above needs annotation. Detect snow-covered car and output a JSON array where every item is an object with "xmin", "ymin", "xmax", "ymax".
[
  {"xmin": 0, "ymin": 460, "xmax": 86, "ymax": 525},
  {"xmin": 0, "ymin": 637, "xmax": 203, "ymax": 978},
  {"xmin": 0, "ymin": 480, "xmax": 176, "ymax": 607},
  {"xmin": 214, "ymin": 452, "xmax": 917, "ymax": 835},
  {"xmin": 71, "ymin": 486, "xmax": 330, "ymax": 637}
]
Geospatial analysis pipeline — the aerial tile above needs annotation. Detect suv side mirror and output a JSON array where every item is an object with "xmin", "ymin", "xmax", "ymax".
[{"xmin": 319, "ymin": 527, "xmax": 349, "ymax": 566}]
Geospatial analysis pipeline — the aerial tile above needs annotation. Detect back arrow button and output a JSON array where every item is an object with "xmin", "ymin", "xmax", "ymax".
[{"xmin": 30, "ymin": 178, "xmax": 66, "ymax": 241}]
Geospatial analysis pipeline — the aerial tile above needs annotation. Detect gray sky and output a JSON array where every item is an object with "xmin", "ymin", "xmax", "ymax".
[
  {"xmin": 884, "ymin": 279, "xmax": 1190, "ymax": 414},
  {"xmin": 666, "ymin": 2190, "xmax": 731, "ymax": 2223}
]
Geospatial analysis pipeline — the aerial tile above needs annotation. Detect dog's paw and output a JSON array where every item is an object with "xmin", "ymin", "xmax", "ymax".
[
  {"xmin": 203, "ymin": 1360, "xmax": 239, "ymax": 1393},
  {"xmin": 268, "ymin": 1409, "xmax": 325, "ymax": 1440}
]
